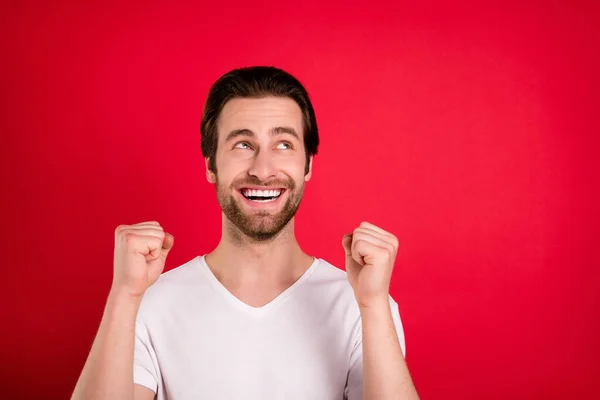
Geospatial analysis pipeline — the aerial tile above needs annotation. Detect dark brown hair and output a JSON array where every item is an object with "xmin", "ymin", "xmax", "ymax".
[{"xmin": 200, "ymin": 66, "xmax": 319, "ymax": 175}]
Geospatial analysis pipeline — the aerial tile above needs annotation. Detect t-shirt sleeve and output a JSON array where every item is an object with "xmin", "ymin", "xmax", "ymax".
[
  {"xmin": 134, "ymin": 319, "xmax": 160, "ymax": 393},
  {"xmin": 344, "ymin": 295, "xmax": 407, "ymax": 400}
]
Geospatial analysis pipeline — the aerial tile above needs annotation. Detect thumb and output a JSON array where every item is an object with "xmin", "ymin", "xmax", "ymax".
[
  {"xmin": 342, "ymin": 234, "xmax": 352, "ymax": 256},
  {"xmin": 161, "ymin": 232, "xmax": 175, "ymax": 256}
]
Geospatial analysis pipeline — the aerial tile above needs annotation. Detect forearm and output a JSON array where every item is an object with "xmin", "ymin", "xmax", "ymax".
[
  {"xmin": 71, "ymin": 289, "xmax": 141, "ymax": 400},
  {"xmin": 360, "ymin": 299, "xmax": 419, "ymax": 400}
]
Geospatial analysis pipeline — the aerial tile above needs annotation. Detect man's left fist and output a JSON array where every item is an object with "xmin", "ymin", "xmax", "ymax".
[{"xmin": 342, "ymin": 221, "xmax": 399, "ymax": 308}]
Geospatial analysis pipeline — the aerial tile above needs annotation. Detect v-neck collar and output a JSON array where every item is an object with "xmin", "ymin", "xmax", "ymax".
[{"xmin": 197, "ymin": 255, "xmax": 320, "ymax": 318}]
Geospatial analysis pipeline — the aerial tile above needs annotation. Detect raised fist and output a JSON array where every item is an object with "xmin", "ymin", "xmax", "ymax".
[{"xmin": 112, "ymin": 221, "xmax": 174, "ymax": 297}]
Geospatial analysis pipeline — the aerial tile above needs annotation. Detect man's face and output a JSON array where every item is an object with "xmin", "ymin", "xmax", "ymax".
[{"xmin": 207, "ymin": 96, "xmax": 312, "ymax": 241}]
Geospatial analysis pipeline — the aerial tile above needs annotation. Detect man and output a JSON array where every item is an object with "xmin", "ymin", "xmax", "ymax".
[{"xmin": 71, "ymin": 66, "xmax": 419, "ymax": 400}]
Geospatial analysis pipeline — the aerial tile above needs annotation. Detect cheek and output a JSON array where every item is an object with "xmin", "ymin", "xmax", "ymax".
[
  {"xmin": 279, "ymin": 157, "xmax": 306, "ymax": 179},
  {"xmin": 216, "ymin": 153, "xmax": 249, "ymax": 176},
  {"xmin": 214, "ymin": 165, "xmax": 235, "ymax": 187},
  {"xmin": 279, "ymin": 150, "xmax": 306, "ymax": 166}
]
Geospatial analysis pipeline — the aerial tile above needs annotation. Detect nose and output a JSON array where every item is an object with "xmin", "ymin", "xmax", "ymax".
[{"xmin": 248, "ymin": 149, "xmax": 277, "ymax": 182}]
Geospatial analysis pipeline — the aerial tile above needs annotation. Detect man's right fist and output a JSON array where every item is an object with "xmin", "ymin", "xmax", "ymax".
[{"xmin": 112, "ymin": 221, "xmax": 174, "ymax": 298}]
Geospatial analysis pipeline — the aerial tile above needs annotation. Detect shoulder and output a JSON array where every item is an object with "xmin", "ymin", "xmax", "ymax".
[
  {"xmin": 156, "ymin": 256, "xmax": 204, "ymax": 285},
  {"xmin": 312, "ymin": 259, "xmax": 406, "ymax": 355},
  {"xmin": 137, "ymin": 256, "xmax": 204, "ymax": 318},
  {"xmin": 310, "ymin": 258, "xmax": 355, "ymax": 293},
  {"xmin": 309, "ymin": 258, "xmax": 404, "ymax": 343},
  {"xmin": 303, "ymin": 258, "xmax": 361, "ymax": 315},
  {"xmin": 313, "ymin": 257, "xmax": 352, "ymax": 281}
]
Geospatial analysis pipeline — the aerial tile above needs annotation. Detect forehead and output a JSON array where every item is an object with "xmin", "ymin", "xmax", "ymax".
[{"xmin": 217, "ymin": 96, "xmax": 303, "ymax": 139}]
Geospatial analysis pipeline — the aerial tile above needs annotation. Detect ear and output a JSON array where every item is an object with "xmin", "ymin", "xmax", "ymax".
[
  {"xmin": 205, "ymin": 158, "xmax": 216, "ymax": 184},
  {"xmin": 304, "ymin": 156, "xmax": 313, "ymax": 182}
]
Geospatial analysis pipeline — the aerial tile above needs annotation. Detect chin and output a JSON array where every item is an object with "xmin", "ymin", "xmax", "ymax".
[{"xmin": 218, "ymin": 185, "xmax": 301, "ymax": 241}]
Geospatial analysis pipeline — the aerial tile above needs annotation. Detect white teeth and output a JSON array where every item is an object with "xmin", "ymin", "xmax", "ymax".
[{"xmin": 243, "ymin": 189, "xmax": 282, "ymax": 198}]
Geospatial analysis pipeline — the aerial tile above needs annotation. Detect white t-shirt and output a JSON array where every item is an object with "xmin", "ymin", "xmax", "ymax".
[{"xmin": 134, "ymin": 255, "xmax": 406, "ymax": 400}]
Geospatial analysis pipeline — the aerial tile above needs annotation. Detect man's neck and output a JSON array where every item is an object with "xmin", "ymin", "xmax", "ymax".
[{"xmin": 205, "ymin": 217, "xmax": 313, "ymax": 287}]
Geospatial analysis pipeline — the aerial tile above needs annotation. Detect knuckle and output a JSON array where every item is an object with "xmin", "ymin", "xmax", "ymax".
[{"xmin": 382, "ymin": 248, "xmax": 392, "ymax": 260}]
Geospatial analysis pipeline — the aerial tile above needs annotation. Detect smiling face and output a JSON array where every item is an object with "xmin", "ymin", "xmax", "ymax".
[{"xmin": 207, "ymin": 96, "xmax": 312, "ymax": 241}]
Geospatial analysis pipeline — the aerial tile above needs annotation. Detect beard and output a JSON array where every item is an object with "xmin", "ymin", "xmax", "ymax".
[{"xmin": 215, "ymin": 174, "xmax": 305, "ymax": 242}]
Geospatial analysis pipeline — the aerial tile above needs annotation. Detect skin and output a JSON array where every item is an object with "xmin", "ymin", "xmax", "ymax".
[
  {"xmin": 70, "ymin": 96, "xmax": 418, "ymax": 400},
  {"xmin": 204, "ymin": 97, "xmax": 315, "ymax": 306}
]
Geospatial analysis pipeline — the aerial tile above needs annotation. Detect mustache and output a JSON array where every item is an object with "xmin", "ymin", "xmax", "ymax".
[{"xmin": 233, "ymin": 176, "xmax": 295, "ymax": 189}]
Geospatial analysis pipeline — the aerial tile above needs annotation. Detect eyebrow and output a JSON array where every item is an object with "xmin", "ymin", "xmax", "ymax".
[{"xmin": 225, "ymin": 126, "xmax": 300, "ymax": 142}]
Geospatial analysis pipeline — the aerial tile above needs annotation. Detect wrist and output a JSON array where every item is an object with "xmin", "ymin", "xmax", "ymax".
[
  {"xmin": 108, "ymin": 285, "xmax": 145, "ymax": 306},
  {"xmin": 357, "ymin": 295, "xmax": 390, "ymax": 311}
]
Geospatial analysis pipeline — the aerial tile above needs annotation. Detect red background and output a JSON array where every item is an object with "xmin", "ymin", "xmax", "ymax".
[{"xmin": 1, "ymin": 1, "xmax": 599, "ymax": 399}]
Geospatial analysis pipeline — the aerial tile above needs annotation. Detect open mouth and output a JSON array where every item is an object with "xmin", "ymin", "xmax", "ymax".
[{"xmin": 240, "ymin": 188, "xmax": 285, "ymax": 203}]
